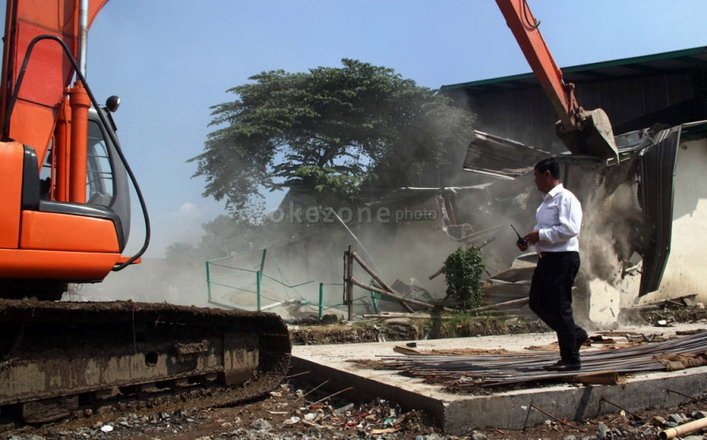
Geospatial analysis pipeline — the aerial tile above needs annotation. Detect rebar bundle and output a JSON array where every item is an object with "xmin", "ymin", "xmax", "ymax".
[{"xmin": 379, "ymin": 331, "xmax": 707, "ymax": 391}]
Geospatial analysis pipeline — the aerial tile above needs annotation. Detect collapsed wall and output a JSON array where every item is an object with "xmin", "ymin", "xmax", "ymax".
[
  {"xmin": 462, "ymin": 123, "xmax": 707, "ymax": 328},
  {"xmin": 641, "ymin": 130, "xmax": 707, "ymax": 304}
]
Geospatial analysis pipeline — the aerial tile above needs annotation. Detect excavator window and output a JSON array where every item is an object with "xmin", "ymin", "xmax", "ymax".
[
  {"xmin": 86, "ymin": 120, "xmax": 114, "ymax": 206},
  {"xmin": 39, "ymin": 144, "xmax": 53, "ymax": 199}
]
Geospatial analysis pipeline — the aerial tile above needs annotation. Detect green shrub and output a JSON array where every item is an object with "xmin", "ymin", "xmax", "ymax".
[{"xmin": 442, "ymin": 247, "xmax": 485, "ymax": 310}]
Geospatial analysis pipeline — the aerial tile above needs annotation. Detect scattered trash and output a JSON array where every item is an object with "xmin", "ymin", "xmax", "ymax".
[
  {"xmin": 370, "ymin": 426, "xmax": 400, "ymax": 434},
  {"xmin": 99, "ymin": 425, "xmax": 113, "ymax": 433},
  {"xmin": 597, "ymin": 422, "xmax": 609, "ymax": 439},
  {"xmin": 250, "ymin": 418, "xmax": 272, "ymax": 431},
  {"xmin": 334, "ymin": 403, "xmax": 354, "ymax": 414}
]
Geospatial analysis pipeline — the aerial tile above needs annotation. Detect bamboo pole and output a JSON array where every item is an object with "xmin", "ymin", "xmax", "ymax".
[
  {"xmin": 350, "ymin": 251, "xmax": 415, "ymax": 313},
  {"xmin": 428, "ymin": 266, "xmax": 444, "ymax": 280},
  {"xmin": 472, "ymin": 297, "xmax": 529, "ymax": 312},
  {"xmin": 350, "ymin": 278, "xmax": 449, "ymax": 311},
  {"xmin": 659, "ymin": 417, "xmax": 707, "ymax": 440}
]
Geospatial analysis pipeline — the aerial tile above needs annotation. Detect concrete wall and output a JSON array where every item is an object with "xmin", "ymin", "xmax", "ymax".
[{"xmin": 642, "ymin": 135, "xmax": 707, "ymax": 304}]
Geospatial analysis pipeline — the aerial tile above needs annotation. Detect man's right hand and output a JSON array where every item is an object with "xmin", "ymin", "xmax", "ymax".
[{"xmin": 516, "ymin": 239, "xmax": 528, "ymax": 252}]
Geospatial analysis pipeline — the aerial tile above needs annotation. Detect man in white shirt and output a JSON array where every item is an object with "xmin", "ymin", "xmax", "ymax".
[{"xmin": 517, "ymin": 158, "xmax": 587, "ymax": 371}]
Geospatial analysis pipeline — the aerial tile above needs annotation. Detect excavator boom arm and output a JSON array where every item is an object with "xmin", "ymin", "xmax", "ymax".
[
  {"xmin": 495, "ymin": 0, "xmax": 578, "ymax": 130},
  {"xmin": 495, "ymin": 0, "xmax": 619, "ymax": 161}
]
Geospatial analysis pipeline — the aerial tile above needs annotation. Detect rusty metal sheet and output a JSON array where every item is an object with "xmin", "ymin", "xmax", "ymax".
[{"xmin": 463, "ymin": 130, "xmax": 552, "ymax": 179}]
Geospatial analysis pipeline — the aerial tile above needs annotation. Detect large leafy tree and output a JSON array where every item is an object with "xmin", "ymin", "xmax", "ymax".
[{"xmin": 191, "ymin": 59, "xmax": 474, "ymax": 219}]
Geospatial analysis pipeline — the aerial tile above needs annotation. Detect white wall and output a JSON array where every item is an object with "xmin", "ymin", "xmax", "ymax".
[{"xmin": 641, "ymin": 135, "xmax": 707, "ymax": 304}]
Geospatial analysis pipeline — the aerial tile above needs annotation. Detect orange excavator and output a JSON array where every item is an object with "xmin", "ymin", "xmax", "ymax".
[
  {"xmin": 0, "ymin": 0, "xmax": 142, "ymax": 299},
  {"xmin": 0, "ymin": 0, "xmax": 289, "ymax": 424}
]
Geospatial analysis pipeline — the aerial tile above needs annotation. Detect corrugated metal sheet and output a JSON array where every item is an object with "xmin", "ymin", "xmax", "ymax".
[
  {"xmin": 442, "ymin": 46, "xmax": 707, "ymax": 93},
  {"xmin": 462, "ymin": 130, "xmax": 551, "ymax": 178},
  {"xmin": 638, "ymin": 126, "xmax": 680, "ymax": 296}
]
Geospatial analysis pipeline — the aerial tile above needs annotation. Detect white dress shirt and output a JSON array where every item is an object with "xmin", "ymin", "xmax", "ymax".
[{"xmin": 533, "ymin": 183, "xmax": 582, "ymax": 253}]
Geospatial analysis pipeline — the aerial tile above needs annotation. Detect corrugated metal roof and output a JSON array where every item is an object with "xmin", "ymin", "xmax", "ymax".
[{"xmin": 442, "ymin": 46, "xmax": 707, "ymax": 94}]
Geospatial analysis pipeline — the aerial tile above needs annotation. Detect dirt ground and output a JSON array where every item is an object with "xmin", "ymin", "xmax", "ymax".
[
  {"xmin": 4, "ymin": 309, "xmax": 706, "ymax": 439},
  {"xmin": 6, "ymin": 377, "xmax": 706, "ymax": 440}
]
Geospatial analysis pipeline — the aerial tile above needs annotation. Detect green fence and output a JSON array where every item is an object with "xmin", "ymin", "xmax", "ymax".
[{"xmin": 205, "ymin": 248, "xmax": 376, "ymax": 318}]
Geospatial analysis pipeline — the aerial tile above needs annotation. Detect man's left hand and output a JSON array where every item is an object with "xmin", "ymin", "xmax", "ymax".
[{"xmin": 525, "ymin": 230, "xmax": 540, "ymax": 245}]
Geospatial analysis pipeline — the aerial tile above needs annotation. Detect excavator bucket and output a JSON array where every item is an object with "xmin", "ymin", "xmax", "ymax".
[{"xmin": 556, "ymin": 108, "xmax": 620, "ymax": 162}]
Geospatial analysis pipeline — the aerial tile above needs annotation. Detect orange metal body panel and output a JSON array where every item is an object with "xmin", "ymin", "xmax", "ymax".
[
  {"xmin": 20, "ymin": 210, "xmax": 119, "ymax": 253},
  {"xmin": 0, "ymin": 141, "xmax": 24, "ymax": 249},
  {"xmin": 0, "ymin": 0, "xmax": 108, "ymax": 161},
  {"xmin": 0, "ymin": 248, "xmax": 118, "ymax": 280},
  {"xmin": 495, "ymin": 0, "xmax": 578, "ymax": 128}
]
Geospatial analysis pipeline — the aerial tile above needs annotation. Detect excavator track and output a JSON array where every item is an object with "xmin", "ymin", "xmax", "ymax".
[{"xmin": 0, "ymin": 299, "xmax": 291, "ymax": 424}]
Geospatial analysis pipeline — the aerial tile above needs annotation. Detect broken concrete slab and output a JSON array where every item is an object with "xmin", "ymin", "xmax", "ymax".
[{"xmin": 290, "ymin": 323, "xmax": 707, "ymax": 435}]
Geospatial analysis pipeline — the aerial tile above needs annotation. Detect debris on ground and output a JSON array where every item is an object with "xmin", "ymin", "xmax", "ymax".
[
  {"xmin": 4, "ymin": 380, "xmax": 706, "ymax": 440},
  {"xmin": 618, "ymin": 294, "xmax": 707, "ymax": 326}
]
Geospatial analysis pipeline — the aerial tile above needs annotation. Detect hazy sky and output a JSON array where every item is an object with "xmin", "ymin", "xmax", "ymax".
[{"xmin": 75, "ymin": 0, "xmax": 706, "ymax": 257}]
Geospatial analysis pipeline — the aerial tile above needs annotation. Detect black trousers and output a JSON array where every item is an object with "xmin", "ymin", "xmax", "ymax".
[{"xmin": 528, "ymin": 251, "xmax": 584, "ymax": 364}]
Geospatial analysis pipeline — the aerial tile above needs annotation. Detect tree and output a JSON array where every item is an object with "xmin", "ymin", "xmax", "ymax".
[{"xmin": 190, "ymin": 59, "xmax": 475, "ymax": 219}]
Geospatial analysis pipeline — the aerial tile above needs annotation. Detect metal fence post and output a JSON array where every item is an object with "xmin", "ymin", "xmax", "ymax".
[
  {"xmin": 345, "ymin": 246, "xmax": 353, "ymax": 321},
  {"xmin": 206, "ymin": 261, "xmax": 212, "ymax": 302},
  {"xmin": 256, "ymin": 270, "xmax": 261, "ymax": 312},
  {"xmin": 318, "ymin": 282, "xmax": 324, "ymax": 320},
  {"xmin": 259, "ymin": 248, "xmax": 267, "ymax": 274}
]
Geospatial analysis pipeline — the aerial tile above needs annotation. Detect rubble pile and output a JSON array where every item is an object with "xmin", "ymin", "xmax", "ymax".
[
  {"xmin": 4, "ymin": 382, "xmax": 438, "ymax": 440},
  {"xmin": 619, "ymin": 294, "xmax": 707, "ymax": 326},
  {"xmin": 5, "ymin": 387, "xmax": 706, "ymax": 439}
]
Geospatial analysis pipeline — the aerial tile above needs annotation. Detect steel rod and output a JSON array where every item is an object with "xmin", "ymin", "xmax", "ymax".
[
  {"xmin": 285, "ymin": 371, "xmax": 311, "ymax": 379},
  {"xmin": 529, "ymin": 403, "xmax": 585, "ymax": 432},
  {"xmin": 309, "ymin": 386, "xmax": 353, "ymax": 406},
  {"xmin": 302, "ymin": 380, "xmax": 330, "ymax": 399},
  {"xmin": 599, "ymin": 397, "xmax": 643, "ymax": 421}
]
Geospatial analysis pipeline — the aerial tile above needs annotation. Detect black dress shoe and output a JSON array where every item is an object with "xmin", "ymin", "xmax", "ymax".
[
  {"xmin": 576, "ymin": 329, "xmax": 589, "ymax": 351},
  {"xmin": 544, "ymin": 362, "xmax": 581, "ymax": 372},
  {"xmin": 543, "ymin": 359, "xmax": 564, "ymax": 370}
]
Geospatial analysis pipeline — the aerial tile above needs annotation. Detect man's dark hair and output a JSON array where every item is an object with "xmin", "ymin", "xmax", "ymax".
[{"xmin": 534, "ymin": 157, "xmax": 560, "ymax": 179}]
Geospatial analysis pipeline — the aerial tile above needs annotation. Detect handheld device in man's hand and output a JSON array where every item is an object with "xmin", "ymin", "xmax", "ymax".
[{"xmin": 510, "ymin": 224, "xmax": 528, "ymax": 248}]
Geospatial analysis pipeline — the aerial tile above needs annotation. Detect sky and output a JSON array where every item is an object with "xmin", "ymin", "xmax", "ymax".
[{"xmin": 63, "ymin": 1, "xmax": 707, "ymax": 256}]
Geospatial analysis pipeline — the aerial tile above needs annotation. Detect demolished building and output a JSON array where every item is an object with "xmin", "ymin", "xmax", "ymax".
[
  {"xmin": 442, "ymin": 46, "xmax": 707, "ymax": 324},
  {"xmin": 203, "ymin": 47, "xmax": 707, "ymax": 324}
]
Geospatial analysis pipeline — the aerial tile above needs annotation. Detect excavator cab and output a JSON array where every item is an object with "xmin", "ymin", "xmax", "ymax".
[
  {"xmin": 0, "ymin": 104, "xmax": 133, "ymax": 299},
  {"xmin": 0, "ymin": 0, "xmax": 148, "ymax": 299}
]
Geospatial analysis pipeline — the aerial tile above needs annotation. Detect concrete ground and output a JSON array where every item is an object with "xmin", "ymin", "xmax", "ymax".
[{"xmin": 291, "ymin": 323, "xmax": 707, "ymax": 435}]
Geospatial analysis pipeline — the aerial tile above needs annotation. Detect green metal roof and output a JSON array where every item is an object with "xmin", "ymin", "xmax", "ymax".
[{"xmin": 441, "ymin": 46, "xmax": 707, "ymax": 93}]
